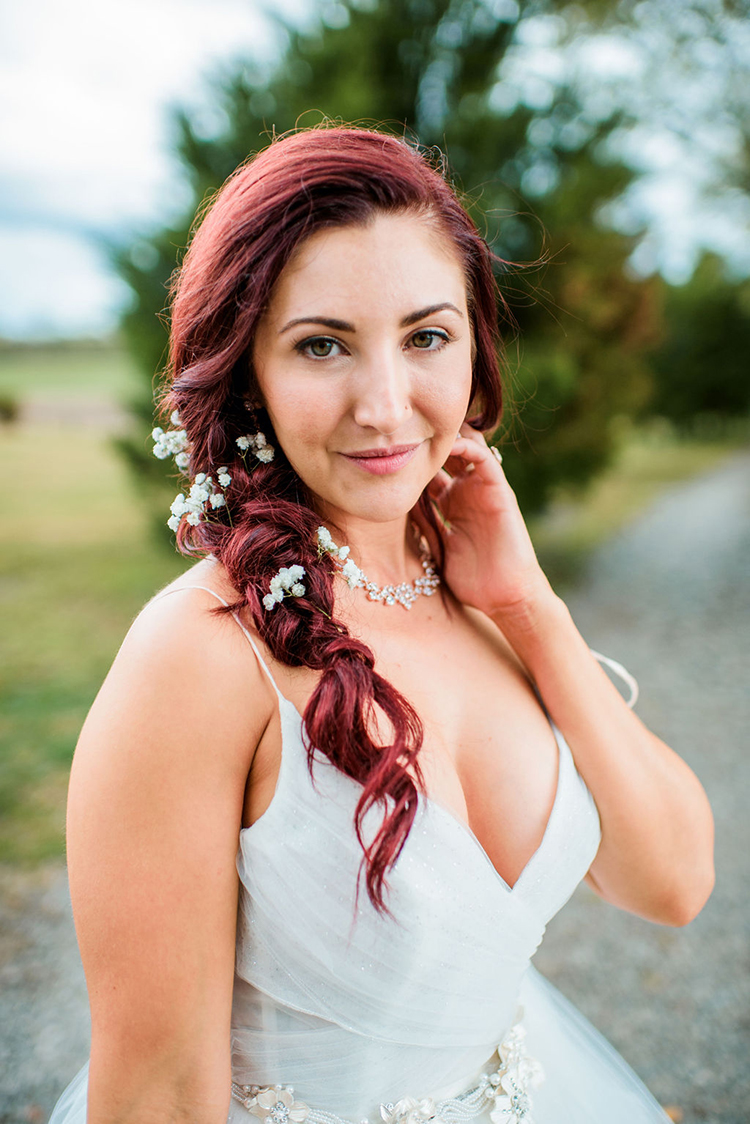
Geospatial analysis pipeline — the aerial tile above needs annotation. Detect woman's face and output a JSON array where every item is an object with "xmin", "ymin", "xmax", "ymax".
[{"xmin": 252, "ymin": 211, "xmax": 474, "ymax": 526}]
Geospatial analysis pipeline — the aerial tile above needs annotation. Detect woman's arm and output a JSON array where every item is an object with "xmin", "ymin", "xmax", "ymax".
[
  {"xmin": 491, "ymin": 590, "xmax": 715, "ymax": 926},
  {"xmin": 66, "ymin": 589, "xmax": 274, "ymax": 1124},
  {"xmin": 421, "ymin": 427, "xmax": 715, "ymax": 928}
]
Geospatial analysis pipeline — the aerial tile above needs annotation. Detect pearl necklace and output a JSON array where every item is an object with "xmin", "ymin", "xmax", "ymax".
[{"xmin": 316, "ymin": 525, "xmax": 441, "ymax": 610}]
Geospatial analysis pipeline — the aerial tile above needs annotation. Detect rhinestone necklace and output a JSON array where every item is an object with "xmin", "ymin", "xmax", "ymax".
[
  {"xmin": 351, "ymin": 552, "xmax": 440, "ymax": 609},
  {"xmin": 317, "ymin": 525, "xmax": 441, "ymax": 610}
]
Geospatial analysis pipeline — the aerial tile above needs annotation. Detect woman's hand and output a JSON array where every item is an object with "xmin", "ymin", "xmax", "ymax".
[{"xmin": 417, "ymin": 423, "xmax": 555, "ymax": 618}]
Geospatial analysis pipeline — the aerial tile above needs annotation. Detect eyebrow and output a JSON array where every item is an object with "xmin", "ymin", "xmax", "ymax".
[{"xmin": 278, "ymin": 303, "xmax": 463, "ymax": 335}]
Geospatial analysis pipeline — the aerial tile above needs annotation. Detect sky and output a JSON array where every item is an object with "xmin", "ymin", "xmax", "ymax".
[
  {"xmin": 1, "ymin": 0, "xmax": 748, "ymax": 340},
  {"xmin": 0, "ymin": 0, "xmax": 309, "ymax": 339}
]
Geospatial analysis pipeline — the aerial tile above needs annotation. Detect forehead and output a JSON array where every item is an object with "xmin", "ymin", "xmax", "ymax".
[{"xmin": 265, "ymin": 211, "xmax": 468, "ymax": 322}]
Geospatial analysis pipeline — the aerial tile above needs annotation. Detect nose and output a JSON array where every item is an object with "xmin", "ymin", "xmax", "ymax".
[{"xmin": 351, "ymin": 349, "xmax": 412, "ymax": 435}]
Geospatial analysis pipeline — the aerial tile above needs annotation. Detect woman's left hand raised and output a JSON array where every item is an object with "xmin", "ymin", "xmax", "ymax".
[{"xmin": 416, "ymin": 424, "xmax": 555, "ymax": 619}]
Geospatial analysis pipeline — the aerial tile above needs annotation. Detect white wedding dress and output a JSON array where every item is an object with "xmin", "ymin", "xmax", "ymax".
[{"xmin": 49, "ymin": 586, "xmax": 670, "ymax": 1124}]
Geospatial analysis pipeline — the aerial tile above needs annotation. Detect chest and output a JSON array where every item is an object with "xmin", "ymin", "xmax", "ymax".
[{"xmin": 245, "ymin": 601, "xmax": 561, "ymax": 890}]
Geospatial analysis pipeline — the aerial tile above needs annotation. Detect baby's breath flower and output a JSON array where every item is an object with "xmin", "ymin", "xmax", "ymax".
[
  {"xmin": 152, "ymin": 425, "xmax": 189, "ymax": 461},
  {"xmin": 218, "ymin": 471, "xmax": 231, "ymax": 488},
  {"xmin": 262, "ymin": 565, "xmax": 306, "ymax": 610},
  {"xmin": 318, "ymin": 526, "xmax": 352, "ymax": 564},
  {"xmin": 236, "ymin": 431, "xmax": 275, "ymax": 463},
  {"xmin": 341, "ymin": 559, "xmax": 363, "ymax": 589},
  {"xmin": 170, "ymin": 409, "xmax": 182, "ymax": 426},
  {"xmin": 167, "ymin": 469, "xmax": 231, "ymax": 533},
  {"xmin": 317, "ymin": 526, "xmax": 335, "ymax": 553},
  {"xmin": 175, "ymin": 451, "xmax": 189, "ymax": 470}
]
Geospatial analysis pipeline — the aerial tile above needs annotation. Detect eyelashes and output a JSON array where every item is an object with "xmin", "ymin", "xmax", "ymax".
[{"xmin": 294, "ymin": 328, "xmax": 452, "ymax": 360}]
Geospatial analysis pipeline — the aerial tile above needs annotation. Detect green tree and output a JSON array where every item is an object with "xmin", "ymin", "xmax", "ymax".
[
  {"xmin": 647, "ymin": 254, "xmax": 750, "ymax": 429},
  {"xmin": 116, "ymin": 0, "xmax": 659, "ymax": 529}
]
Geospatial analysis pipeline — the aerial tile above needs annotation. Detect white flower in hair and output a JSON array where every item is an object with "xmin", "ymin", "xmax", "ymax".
[
  {"xmin": 316, "ymin": 525, "xmax": 351, "ymax": 562},
  {"xmin": 236, "ymin": 431, "xmax": 275, "ymax": 462},
  {"xmin": 152, "ymin": 424, "xmax": 189, "ymax": 461},
  {"xmin": 166, "ymin": 461, "xmax": 234, "ymax": 533},
  {"xmin": 262, "ymin": 564, "xmax": 306, "ymax": 610},
  {"xmin": 341, "ymin": 558, "xmax": 363, "ymax": 589},
  {"xmin": 317, "ymin": 526, "xmax": 335, "ymax": 552}
]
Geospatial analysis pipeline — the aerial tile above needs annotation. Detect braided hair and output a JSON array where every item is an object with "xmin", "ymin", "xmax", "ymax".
[{"xmin": 162, "ymin": 125, "xmax": 506, "ymax": 912}]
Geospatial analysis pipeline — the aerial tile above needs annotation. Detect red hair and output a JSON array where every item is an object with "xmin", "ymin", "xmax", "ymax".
[{"xmin": 163, "ymin": 125, "xmax": 505, "ymax": 912}]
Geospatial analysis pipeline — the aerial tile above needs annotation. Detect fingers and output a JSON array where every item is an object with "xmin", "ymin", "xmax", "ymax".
[{"xmin": 447, "ymin": 433, "xmax": 505, "ymax": 480}]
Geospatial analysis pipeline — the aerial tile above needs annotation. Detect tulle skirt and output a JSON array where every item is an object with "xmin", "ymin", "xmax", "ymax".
[{"xmin": 48, "ymin": 966, "xmax": 669, "ymax": 1123}]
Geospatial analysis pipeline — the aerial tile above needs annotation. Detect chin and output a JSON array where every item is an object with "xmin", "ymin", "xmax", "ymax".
[{"xmin": 321, "ymin": 479, "xmax": 428, "ymax": 525}]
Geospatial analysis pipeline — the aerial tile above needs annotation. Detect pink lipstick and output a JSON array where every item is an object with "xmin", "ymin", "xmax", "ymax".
[{"xmin": 340, "ymin": 443, "xmax": 421, "ymax": 475}]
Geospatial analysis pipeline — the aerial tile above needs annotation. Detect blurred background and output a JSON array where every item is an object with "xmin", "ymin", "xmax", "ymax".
[{"xmin": 1, "ymin": 0, "xmax": 749, "ymax": 1121}]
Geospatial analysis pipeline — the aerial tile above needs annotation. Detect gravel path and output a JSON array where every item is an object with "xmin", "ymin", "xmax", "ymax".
[
  {"xmin": 535, "ymin": 447, "xmax": 750, "ymax": 1123},
  {"xmin": 1, "ymin": 448, "xmax": 748, "ymax": 1123}
]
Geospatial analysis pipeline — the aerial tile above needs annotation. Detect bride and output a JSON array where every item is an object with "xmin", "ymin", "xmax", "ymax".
[{"xmin": 50, "ymin": 126, "xmax": 714, "ymax": 1124}]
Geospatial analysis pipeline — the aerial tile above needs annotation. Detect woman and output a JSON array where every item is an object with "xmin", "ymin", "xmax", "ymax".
[{"xmin": 50, "ymin": 126, "xmax": 714, "ymax": 1124}]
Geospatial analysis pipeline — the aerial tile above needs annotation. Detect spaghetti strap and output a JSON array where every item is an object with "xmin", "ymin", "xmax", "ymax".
[
  {"xmin": 589, "ymin": 648, "xmax": 639, "ymax": 709},
  {"xmin": 149, "ymin": 585, "xmax": 284, "ymax": 702}
]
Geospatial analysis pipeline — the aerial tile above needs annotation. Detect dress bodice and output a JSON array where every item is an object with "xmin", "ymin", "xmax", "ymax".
[{"xmin": 169, "ymin": 587, "xmax": 604, "ymax": 1119}]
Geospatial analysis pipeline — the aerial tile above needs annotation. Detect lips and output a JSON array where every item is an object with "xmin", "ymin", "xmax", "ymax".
[{"xmin": 340, "ymin": 443, "xmax": 422, "ymax": 476}]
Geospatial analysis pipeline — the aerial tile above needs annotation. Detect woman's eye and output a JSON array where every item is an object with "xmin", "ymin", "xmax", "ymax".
[
  {"xmin": 297, "ymin": 336, "xmax": 342, "ymax": 359},
  {"xmin": 410, "ymin": 329, "xmax": 449, "ymax": 351}
]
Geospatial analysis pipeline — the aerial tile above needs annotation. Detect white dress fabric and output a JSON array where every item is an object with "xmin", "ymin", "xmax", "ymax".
[{"xmin": 49, "ymin": 586, "xmax": 669, "ymax": 1124}]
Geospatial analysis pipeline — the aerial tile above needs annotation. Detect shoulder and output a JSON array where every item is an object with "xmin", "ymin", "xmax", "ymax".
[
  {"xmin": 127, "ymin": 558, "xmax": 267, "ymax": 687},
  {"xmin": 77, "ymin": 557, "xmax": 276, "ymax": 785}
]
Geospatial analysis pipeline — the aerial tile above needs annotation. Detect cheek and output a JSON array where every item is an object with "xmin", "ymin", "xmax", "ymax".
[
  {"xmin": 263, "ymin": 382, "xmax": 340, "ymax": 463},
  {"xmin": 420, "ymin": 352, "xmax": 473, "ymax": 424}
]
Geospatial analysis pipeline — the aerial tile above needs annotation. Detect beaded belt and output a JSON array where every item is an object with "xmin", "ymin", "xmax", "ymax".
[{"xmin": 230, "ymin": 1015, "xmax": 544, "ymax": 1124}]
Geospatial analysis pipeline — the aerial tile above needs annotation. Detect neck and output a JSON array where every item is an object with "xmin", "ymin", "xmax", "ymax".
[{"xmin": 318, "ymin": 509, "xmax": 422, "ymax": 586}]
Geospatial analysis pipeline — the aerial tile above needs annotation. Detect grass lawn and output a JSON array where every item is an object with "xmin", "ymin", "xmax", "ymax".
[
  {"xmin": 0, "ymin": 405, "xmax": 188, "ymax": 863},
  {"xmin": 0, "ymin": 341, "xmax": 142, "ymax": 405},
  {"xmin": 0, "ymin": 344, "xmax": 746, "ymax": 864}
]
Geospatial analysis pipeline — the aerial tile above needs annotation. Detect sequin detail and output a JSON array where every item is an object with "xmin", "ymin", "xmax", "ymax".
[{"xmin": 231, "ymin": 1017, "xmax": 543, "ymax": 1124}]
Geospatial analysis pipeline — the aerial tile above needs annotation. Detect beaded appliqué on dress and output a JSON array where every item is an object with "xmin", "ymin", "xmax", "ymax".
[{"xmin": 231, "ymin": 1015, "xmax": 543, "ymax": 1124}]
